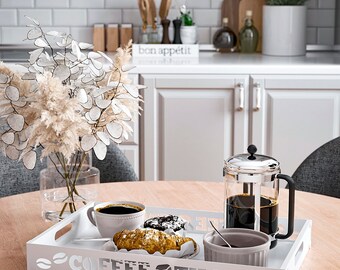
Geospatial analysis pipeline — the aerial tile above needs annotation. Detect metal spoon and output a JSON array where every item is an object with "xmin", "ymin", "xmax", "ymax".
[
  {"xmin": 209, "ymin": 220, "xmax": 232, "ymax": 248},
  {"xmin": 73, "ymin": 238, "xmax": 111, "ymax": 242}
]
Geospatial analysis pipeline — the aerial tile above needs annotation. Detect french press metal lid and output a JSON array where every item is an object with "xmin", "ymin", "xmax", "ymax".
[{"xmin": 224, "ymin": 144, "xmax": 281, "ymax": 178}]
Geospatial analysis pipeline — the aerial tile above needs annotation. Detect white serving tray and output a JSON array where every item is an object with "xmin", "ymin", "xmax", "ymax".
[{"xmin": 27, "ymin": 203, "xmax": 311, "ymax": 270}]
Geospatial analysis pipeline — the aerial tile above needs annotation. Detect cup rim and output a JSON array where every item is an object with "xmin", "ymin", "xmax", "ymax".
[
  {"xmin": 203, "ymin": 228, "xmax": 271, "ymax": 253},
  {"xmin": 94, "ymin": 201, "xmax": 145, "ymax": 217}
]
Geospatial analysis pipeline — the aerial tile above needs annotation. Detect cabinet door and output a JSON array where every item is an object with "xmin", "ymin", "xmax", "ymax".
[
  {"xmin": 140, "ymin": 74, "xmax": 249, "ymax": 181},
  {"xmin": 251, "ymin": 75, "xmax": 340, "ymax": 175},
  {"xmin": 117, "ymin": 145, "xmax": 139, "ymax": 179}
]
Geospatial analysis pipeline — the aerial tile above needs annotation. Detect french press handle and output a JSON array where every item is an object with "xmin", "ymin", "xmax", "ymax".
[{"xmin": 275, "ymin": 174, "xmax": 295, "ymax": 239}]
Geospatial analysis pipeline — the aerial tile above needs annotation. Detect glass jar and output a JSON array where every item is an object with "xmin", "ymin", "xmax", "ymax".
[
  {"xmin": 213, "ymin": 17, "xmax": 237, "ymax": 52},
  {"xmin": 40, "ymin": 151, "xmax": 100, "ymax": 222},
  {"xmin": 239, "ymin": 10, "xmax": 259, "ymax": 53}
]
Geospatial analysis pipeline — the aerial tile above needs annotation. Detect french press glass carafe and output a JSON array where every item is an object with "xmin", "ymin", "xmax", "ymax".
[{"xmin": 223, "ymin": 145, "xmax": 295, "ymax": 248}]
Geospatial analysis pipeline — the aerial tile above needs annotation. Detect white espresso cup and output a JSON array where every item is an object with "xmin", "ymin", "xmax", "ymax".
[{"xmin": 87, "ymin": 201, "xmax": 145, "ymax": 238}]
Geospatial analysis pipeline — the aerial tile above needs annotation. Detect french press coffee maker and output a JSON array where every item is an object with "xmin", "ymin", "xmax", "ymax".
[{"xmin": 223, "ymin": 145, "xmax": 295, "ymax": 248}]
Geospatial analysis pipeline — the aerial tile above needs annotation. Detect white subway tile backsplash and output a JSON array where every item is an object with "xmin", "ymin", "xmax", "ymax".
[
  {"xmin": 317, "ymin": 27, "xmax": 335, "ymax": 45},
  {"xmin": 88, "ymin": 9, "xmax": 121, "ymax": 25},
  {"xmin": 185, "ymin": 0, "xmax": 210, "ymax": 9},
  {"xmin": 167, "ymin": 8, "xmax": 182, "ymax": 21},
  {"xmin": 54, "ymin": 9, "xmax": 87, "ymax": 26},
  {"xmin": 307, "ymin": 9, "xmax": 335, "ymax": 27},
  {"xmin": 18, "ymin": 10, "xmax": 52, "ymax": 26},
  {"xmin": 318, "ymin": 0, "xmax": 336, "ymax": 9},
  {"xmin": 194, "ymin": 9, "xmax": 220, "ymax": 27},
  {"xmin": 306, "ymin": 0, "xmax": 318, "ymax": 8},
  {"xmin": 197, "ymin": 27, "xmax": 210, "ymax": 44},
  {"xmin": 71, "ymin": 0, "xmax": 104, "ymax": 8},
  {"xmin": 105, "ymin": 0, "xmax": 137, "ymax": 8},
  {"xmin": 0, "ymin": 10, "xmax": 17, "ymax": 26},
  {"xmin": 306, "ymin": 27, "xmax": 317, "ymax": 44},
  {"xmin": 35, "ymin": 0, "xmax": 69, "ymax": 8},
  {"xmin": 0, "ymin": 1, "xmax": 336, "ymax": 46},
  {"xmin": 2, "ymin": 27, "xmax": 31, "ymax": 44},
  {"xmin": 123, "ymin": 9, "xmax": 142, "ymax": 26},
  {"xmin": 1, "ymin": 0, "xmax": 34, "ymax": 8},
  {"xmin": 211, "ymin": 0, "xmax": 223, "ymax": 9},
  {"xmin": 70, "ymin": 27, "xmax": 93, "ymax": 43}
]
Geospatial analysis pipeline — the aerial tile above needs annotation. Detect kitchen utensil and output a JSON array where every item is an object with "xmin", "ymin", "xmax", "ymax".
[
  {"xmin": 73, "ymin": 238, "xmax": 111, "ymax": 242},
  {"xmin": 224, "ymin": 144, "xmax": 295, "ymax": 248},
  {"xmin": 209, "ymin": 220, "xmax": 232, "ymax": 248},
  {"xmin": 159, "ymin": 0, "xmax": 172, "ymax": 20},
  {"xmin": 147, "ymin": 0, "xmax": 159, "ymax": 43},
  {"xmin": 148, "ymin": 0, "xmax": 157, "ymax": 30},
  {"xmin": 138, "ymin": 0, "xmax": 149, "ymax": 43},
  {"xmin": 221, "ymin": 0, "xmax": 240, "ymax": 34},
  {"xmin": 160, "ymin": 0, "xmax": 172, "ymax": 44}
]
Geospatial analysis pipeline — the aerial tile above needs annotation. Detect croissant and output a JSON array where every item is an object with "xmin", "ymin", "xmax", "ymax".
[{"xmin": 113, "ymin": 228, "xmax": 195, "ymax": 254}]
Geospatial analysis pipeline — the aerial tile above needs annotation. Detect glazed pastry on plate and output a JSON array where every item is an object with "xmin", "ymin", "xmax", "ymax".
[{"xmin": 113, "ymin": 228, "xmax": 196, "ymax": 254}]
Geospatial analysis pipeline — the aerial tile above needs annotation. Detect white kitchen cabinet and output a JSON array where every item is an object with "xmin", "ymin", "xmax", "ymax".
[
  {"xmin": 139, "ymin": 74, "xmax": 249, "ymax": 181},
  {"xmin": 139, "ymin": 73, "xmax": 340, "ymax": 181},
  {"xmin": 250, "ymin": 75, "xmax": 340, "ymax": 176},
  {"xmin": 117, "ymin": 74, "xmax": 139, "ymax": 178}
]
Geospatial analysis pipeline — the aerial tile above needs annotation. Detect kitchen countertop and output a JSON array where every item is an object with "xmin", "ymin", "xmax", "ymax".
[
  {"xmin": 127, "ymin": 52, "xmax": 340, "ymax": 75},
  {"xmin": 1, "ymin": 48, "xmax": 340, "ymax": 75}
]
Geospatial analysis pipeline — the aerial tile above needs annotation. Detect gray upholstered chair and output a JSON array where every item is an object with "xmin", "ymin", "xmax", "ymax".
[
  {"xmin": 292, "ymin": 136, "xmax": 340, "ymax": 198},
  {"xmin": 92, "ymin": 144, "xmax": 138, "ymax": 183},
  {"xmin": 0, "ymin": 156, "xmax": 46, "ymax": 198},
  {"xmin": 0, "ymin": 144, "xmax": 137, "ymax": 197}
]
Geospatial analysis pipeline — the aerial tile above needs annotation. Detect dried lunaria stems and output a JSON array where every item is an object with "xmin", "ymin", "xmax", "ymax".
[{"xmin": 0, "ymin": 16, "xmax": 144, "ymax": 169}]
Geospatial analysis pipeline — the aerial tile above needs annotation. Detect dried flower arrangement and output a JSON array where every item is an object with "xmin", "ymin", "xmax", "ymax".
[{"xmin": 0, "ymin": 17, "xmax": 143, "ymax": 216}]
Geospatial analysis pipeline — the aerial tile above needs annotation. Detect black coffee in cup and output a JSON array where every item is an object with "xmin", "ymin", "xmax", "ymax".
[
  {"xmin": 97, "ymin": 204, "xmax": 143, "ymax": 215},
  {"xmin": 225, "ymin": 194, "xmax": 278, "ymax": 236}
]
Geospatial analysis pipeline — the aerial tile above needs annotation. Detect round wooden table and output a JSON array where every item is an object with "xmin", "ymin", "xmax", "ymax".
[{"xmin": 1, "ymin": 181, "xmax": 339, "ymax": 269}]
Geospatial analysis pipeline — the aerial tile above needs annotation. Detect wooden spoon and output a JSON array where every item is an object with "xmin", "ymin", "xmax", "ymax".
[
  {"xmin": 138, "ymin": 0, "xmax": 148, "ymax": 32},
  {"xmin": 159, "ymin": 0, "xmax": 172, "ymax": 20},
  {"xmin": 148, "ymin": 0, "xmax": 157, "ymax": 30}
]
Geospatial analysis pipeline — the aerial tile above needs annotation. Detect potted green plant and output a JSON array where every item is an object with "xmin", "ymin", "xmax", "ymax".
[
  {"xmin": 179, "ymin": 5, "xmax": 197, "ymax": 44},
  {"xmin": 262, "ymin": 0, "xmax": 308, "ymax": 56}
]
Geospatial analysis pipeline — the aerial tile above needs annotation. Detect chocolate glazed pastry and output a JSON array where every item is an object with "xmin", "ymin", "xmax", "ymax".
[{"xmin": 144, "ymin": 215, "xmax": 186, "ymax": 231}]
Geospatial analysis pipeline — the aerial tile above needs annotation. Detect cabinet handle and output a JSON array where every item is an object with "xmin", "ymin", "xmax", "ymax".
[
  {"xmin": 254, "ymin": 83, "xmax": 261, "ymax": 111},
  {"xmin": 237, "ymin": 83, "xmax": 244, "ymax": 111}
]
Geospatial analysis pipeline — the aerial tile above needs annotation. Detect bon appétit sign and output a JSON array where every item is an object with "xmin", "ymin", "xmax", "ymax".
[{"xmin": 132, "ymin": 44, "xmax": 199, "ymax": 58}]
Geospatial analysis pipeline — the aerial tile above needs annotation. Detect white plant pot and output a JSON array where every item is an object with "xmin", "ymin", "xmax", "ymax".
[
  {"xmin": 180, "ymin": 25, "xmax": 197, "ymax": 44},
  {"xmin": 262, "ymin": 5, "xmax": 307, "ymax": 56}
]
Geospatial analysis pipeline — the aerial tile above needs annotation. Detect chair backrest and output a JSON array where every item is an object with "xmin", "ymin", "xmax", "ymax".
[
  {"xmin": 292, "ymin": 136, "xmax": 340, "ymax": 198},
  {"xmin": 0, "ymin": 144, "xmax": 137, "ymax": 197},
  {"xmin": 0, "ymin": 156, "xmax": 46, "ymax": 198},
  {"xmin": 92, "ymin": 144, "xmax": 138, "ymax": 183}
]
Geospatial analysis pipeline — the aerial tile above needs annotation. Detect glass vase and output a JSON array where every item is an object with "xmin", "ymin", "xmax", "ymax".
[{"xmin": 40, "ymin": 151, "xmax": 100, "ymax": 222}]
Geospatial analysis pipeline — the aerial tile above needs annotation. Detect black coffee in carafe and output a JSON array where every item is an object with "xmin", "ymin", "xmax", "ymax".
[
  {"xmin": 226, "ymin": 194, "xmax": 278, "ymax": 235},
  {"xmin": 224, "ymin": 145, "xmax": 295, "ymax": 249}
]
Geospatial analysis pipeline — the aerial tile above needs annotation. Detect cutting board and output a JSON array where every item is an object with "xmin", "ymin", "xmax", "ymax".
[{"xmin": 238, "ymin": 0, "xmax": 265, "ymax": 52}]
